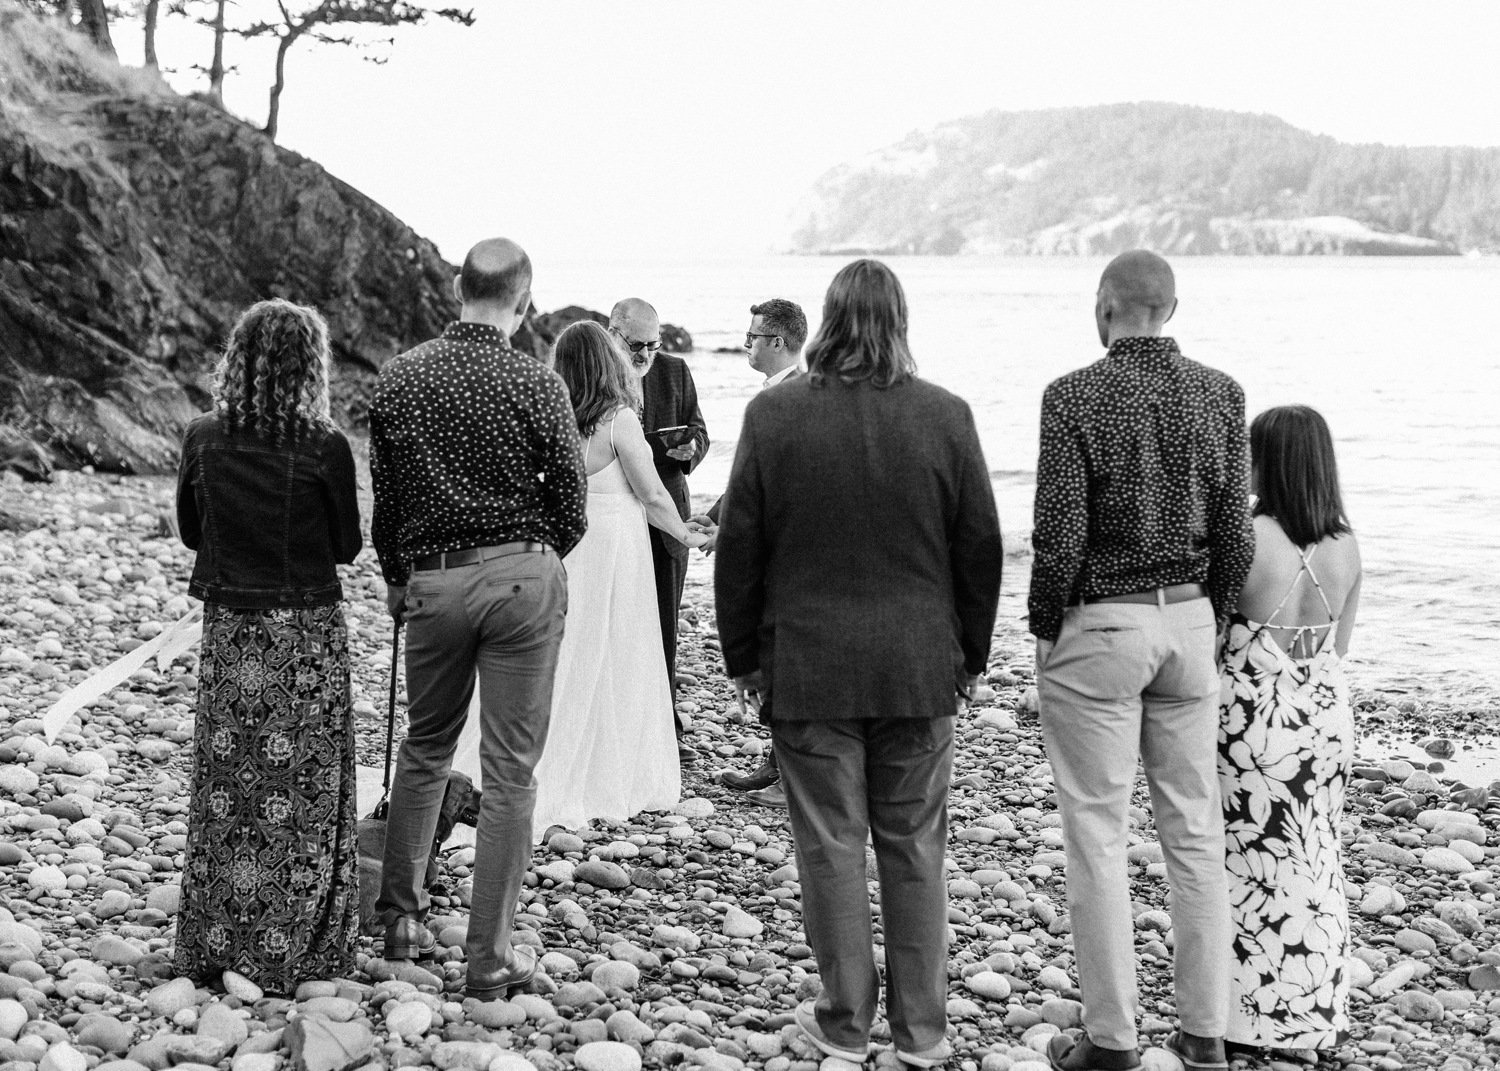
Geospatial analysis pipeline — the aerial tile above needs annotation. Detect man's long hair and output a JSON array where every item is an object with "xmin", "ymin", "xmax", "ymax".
[
  {"xmin": 553, "ymin": 321, "xmax": 642, "ymax": 436},
  {"xmin": 805, "ymin": 259, "xmax": 916, "ymax": 389},
  {"xmin": 214, "ymin": 299, "xmax": 333, "ymax": 445},
  {"xmin": 1251, "ymin": 405, "xmax": 1352, "ymax": 547}
]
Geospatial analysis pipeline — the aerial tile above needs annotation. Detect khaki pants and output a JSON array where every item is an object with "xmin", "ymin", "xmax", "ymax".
[
  {"xmin": 774, "ymin": 716, "xmax": 955, "ymax": 1054},
  {"xmin": 1039, "ymin": 598, "xmax": 1228, "ymax": 1049},
  {"xmin": 375, "ymin": 549, "xmax": 567, "ymax": 975}
]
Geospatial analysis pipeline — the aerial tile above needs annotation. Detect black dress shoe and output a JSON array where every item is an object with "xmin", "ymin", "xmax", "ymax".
[
  {"xmin": 1047, "ymin": 1034, "xmax": 1140, "ymax": 1071},
  {"xmin": 678, "ymin": 743, "xmax": 701, "ymax": 765},
  {"xmin": 720, "ymin": 756, "xmax": 779, "ymax": 792},
  {"xmin": 383, "ymin": 916, "xmax": 436, "ymax": 961},
  {"xmin": 1164, "ymin": 1032, "xmax": 1227, "ymax": 1071},
  {"xmin": 466, "ymin": 946, "xmax": 537, "ymax": 1000}
]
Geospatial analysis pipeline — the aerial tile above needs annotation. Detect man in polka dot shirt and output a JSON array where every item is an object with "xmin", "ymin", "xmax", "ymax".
[
  {"xmin": 370, "ymin": 237, "xmax": 587, "ymax": 1000},
  {"xmin": 1028, "ymin": 251, "xmax": 1253, "ymax": 1071}
]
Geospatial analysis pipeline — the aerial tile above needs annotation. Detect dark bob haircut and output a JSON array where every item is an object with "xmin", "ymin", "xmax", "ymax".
[
  {"xmin": 804, "ymin": 259, "xmax": 915, "ymax": 389},
  {"xmin": 1250, "ymin": 404, "xmax": 1352, "ymax": 547}
]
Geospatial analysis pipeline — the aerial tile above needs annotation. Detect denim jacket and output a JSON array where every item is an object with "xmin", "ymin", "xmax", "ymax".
[{"xmin": 177, "ymin": 413, "xmax": 362, "ymax": 609}]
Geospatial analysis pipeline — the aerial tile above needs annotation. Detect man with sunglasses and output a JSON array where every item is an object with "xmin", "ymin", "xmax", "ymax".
[
  {"xmin": 690, "ymin": 297, "xmax": 808, "ymax": 807},
  {"xmin": 609, "ymin": 298, "xmax": 709, "ymax": 764}
]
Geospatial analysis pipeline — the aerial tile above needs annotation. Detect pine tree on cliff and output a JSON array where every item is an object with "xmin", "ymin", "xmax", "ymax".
[
  {"xmin": 21, "ymin": 0, "xmax": 116, "ymax": 56},
  {"xmin": 241, "ymin": 1, "xmax": 474, "ymax": 142}
]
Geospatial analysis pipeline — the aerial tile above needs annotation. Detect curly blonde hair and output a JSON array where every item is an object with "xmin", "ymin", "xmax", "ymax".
[{"xmin": 214, "ymin": 299, "xmax": 333, "ymax": 444}]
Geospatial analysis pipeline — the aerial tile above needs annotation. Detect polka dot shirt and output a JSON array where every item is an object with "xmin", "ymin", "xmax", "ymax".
[
  {"xmin": 1027, "ymin": 335, "xmax": 1255, "ymax": 641},
  {"xmin": 370, "ymin": 321, "xmax": 587, "ymax": 586}
]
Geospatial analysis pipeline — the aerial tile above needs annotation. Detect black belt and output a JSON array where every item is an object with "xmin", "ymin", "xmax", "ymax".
[
  {"xmin": 1083, "ymin": 583, "xmax": 1207, "ymax": 606},
  {"xmin": 412, "ymin": 541, "xmax": 547, "ymax": 572}
]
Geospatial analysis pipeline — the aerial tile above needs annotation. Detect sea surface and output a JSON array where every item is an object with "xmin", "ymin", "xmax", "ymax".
[{"xmin": 535, "ymin": 255, "xmax": 1500, "ymax": 714}]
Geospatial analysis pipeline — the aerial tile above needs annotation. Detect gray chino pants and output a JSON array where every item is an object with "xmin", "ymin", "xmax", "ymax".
[
  {"xmin": 1038, "ymin": 598, "xmax": 1229, "ymax": 1050},
  {"xmin": 774, "ymin": 715, "xmax": 955, "ymax": 1055},
  {"xmin": 375, "ymin": 549, "xmax": 566, "ymax": 974}
]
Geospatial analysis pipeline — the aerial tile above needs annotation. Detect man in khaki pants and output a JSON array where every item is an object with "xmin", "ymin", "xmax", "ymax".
[{"xmin": 1028, "ymin": 251, "xmax": 1253, "ymax": 1071}]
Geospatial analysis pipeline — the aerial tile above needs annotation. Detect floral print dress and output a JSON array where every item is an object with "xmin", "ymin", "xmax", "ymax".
[
  {"xmin": 175, "ymin": 603, "xmax": 359, "ymax": 993},
  {"xmin": 1218, "ymin": 546, "xmax": 1354, "ymax": 1049}
]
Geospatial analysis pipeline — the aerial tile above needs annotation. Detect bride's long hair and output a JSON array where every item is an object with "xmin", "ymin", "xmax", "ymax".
[{"xmin": 553, "ymin": 320, "xmax": 642, "ymax": 436}]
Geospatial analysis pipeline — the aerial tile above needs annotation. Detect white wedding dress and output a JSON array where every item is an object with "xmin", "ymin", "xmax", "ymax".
[{"xmin": 450, "ymin": 412, "xmax": 680, "ymax": 840}]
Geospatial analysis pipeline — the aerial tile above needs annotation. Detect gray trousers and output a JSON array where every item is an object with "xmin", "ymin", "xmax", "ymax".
[
  {"xmin": 774, "ymin": 716, "xmax": 954, "ymax": 1054},
  {"xmin": 374, "ymin": 550, "xmax": 566, "ymax": 975},
  {"xmin": 1038, "ymin": 598, "xmax": 1229, "ymax": 1050}
]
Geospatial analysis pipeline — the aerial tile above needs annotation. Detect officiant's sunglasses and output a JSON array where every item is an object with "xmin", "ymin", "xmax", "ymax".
[{"xmin": 614, "ymin": 333, "xmax": 663, "ymax": 355}]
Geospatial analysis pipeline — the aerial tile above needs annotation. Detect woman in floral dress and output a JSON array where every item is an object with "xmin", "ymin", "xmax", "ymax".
[
  {"xmin": 1219, "ymin": 405, "xmax": 1362, "ymax": 1059},
  {"xmin": 174, "ymin": 299, "xmax": 363, "ymax": 993}
]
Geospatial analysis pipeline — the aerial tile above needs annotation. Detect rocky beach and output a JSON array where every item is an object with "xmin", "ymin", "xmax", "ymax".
[{"xmin": 2, "ymin": 469, "xmax": 1499, "ymax": 1071}]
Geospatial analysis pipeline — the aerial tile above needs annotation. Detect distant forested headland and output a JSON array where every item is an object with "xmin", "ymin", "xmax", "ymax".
[{"xmin": 791, "ymin": 103, "xmax": 1500, "ymax": 256}]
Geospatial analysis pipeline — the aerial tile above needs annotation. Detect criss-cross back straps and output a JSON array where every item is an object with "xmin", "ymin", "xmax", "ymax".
[{"xmin": 1259, "ymin": 544, "xmax": 1339, "ymax": 658}]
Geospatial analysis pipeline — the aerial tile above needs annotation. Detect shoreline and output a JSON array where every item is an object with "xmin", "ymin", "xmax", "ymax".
[{"xmin": 1, "ymin": 471, "xmax": 1498, "ymax": 1071}]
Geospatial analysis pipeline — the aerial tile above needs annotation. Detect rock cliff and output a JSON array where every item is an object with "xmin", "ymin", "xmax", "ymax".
[
  {"xmin": 0, "ymin": 4, "xmax": 464, "ymax": 476},
  {"xmin": 791, "ymin": 103, "xmax": 1500, "ymax": 257}
]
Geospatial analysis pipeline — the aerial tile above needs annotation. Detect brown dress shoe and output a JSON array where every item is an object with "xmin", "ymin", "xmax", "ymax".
[
  {"xmin": 466, "ymin": 946, "xmax": 537, "ymax": 1001},
  {"xmin": 383, "ymin": 917, "xmax": 435, "ymax": 961},
  {"xmin": 720, "ymin": 754, "xmax": 779, "ymax": 792}
]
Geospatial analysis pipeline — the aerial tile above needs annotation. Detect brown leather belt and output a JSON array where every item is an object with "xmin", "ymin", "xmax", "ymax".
[
  {"xmin": 1083, "ymin": 582, "xmax": 1207, "ymax": 606},
  {"xmin": 412, "ymin": 541, "xmax": 547, "ymax": 572}
]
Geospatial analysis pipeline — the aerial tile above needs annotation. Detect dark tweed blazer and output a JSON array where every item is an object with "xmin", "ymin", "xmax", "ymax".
[
  {"xmin": 640, "ymin": 353, "xmax": 708, "ymax": 532},
  {"xmin": 714, "ymin": 374, "xmax": 1003, "ymax": 722}
]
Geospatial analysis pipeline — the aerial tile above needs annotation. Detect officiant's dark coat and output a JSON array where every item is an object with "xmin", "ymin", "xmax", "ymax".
[
  {"xmin": 641, "ymin": 352, "xmax": 708, "ymax": 710},
  {"xmin": 714, "ymin": 373, "xmax": 1002, "ymax": 721}
]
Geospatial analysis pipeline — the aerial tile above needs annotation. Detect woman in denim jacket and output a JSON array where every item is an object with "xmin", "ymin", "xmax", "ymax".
[{"xmin": 173, "ymin": 298, "xmax": 362, "ymax": 994}]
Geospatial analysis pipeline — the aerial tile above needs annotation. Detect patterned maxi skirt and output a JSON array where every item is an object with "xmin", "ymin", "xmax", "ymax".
[
  {"xmin": 174, "ymin": 603, "xmax": 359, "ymax": 993},
  {"xmin": 1218, "ymin": 617, "xmax": 1355, "ymax": 1049}
]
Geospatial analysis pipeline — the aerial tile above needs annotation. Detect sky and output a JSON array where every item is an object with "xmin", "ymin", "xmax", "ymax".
[{"xmin": 126, "ymin": 1, "xmax": 1500, "ymax": 262}]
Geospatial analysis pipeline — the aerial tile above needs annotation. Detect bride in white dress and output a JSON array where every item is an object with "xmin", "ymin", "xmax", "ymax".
[{"xmin": 451, "ymin": 321, "xmax": 705, "ymax": 839}]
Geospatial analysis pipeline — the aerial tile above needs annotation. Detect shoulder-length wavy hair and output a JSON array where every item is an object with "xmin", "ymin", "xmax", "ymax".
[
  {"xmin": 804, "ymin": 258, "xmax": 916, "ymax": 389},
  {"xmin": 1250, "ymin": 404, "xmax": 1352, "ymax": 547},
  {"xmin": 552, "ymin": 320, "xmax": 641, "ymax": 435},
  {"xmin": 213, "ymin": 299, "xmax": 333, "ymax": 445}
]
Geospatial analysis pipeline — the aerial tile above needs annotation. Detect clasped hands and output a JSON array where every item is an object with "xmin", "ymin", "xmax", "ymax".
[{"xmin": 686, "ymin": 513, "xmax": 717, "ymax": 554}]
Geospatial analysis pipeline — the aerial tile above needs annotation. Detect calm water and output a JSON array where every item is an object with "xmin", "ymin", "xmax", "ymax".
[{"xmin": 535, "ymin": 255, "xmax": 1500, "ymax": 709}]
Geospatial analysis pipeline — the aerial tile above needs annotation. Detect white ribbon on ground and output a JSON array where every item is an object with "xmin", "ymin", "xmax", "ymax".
[{"xmin": 42, "ymin": 606, "xmax": 203, "ymax": 743}]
